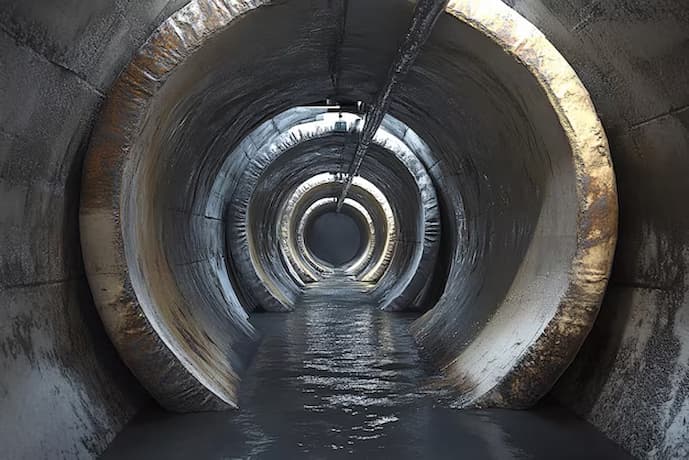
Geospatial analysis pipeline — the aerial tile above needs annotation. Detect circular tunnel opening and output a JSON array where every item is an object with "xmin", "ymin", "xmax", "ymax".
[
  {"xmin": 78, "ymin": 0, "xmax": 617, "ymax": 413},
  {"xmin": 304, "ymin": 209, "xmax": 366, "ymax": 268}
]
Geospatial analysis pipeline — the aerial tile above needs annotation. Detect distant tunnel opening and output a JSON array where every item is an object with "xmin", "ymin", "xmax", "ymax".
[{"xmin": 304, "ymin": 210, "xmax": 365, "ymax": 268}]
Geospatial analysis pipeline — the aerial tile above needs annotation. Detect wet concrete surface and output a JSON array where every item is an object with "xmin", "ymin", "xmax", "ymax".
[{"xmin": 102, "ymin": 276, "xmax": 630, "ymax": 459}]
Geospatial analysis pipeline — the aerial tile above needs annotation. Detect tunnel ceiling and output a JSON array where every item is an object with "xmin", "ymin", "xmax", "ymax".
[{"xmin": 78, "ymin": 0, "xmax": 617, "ymax": 413}]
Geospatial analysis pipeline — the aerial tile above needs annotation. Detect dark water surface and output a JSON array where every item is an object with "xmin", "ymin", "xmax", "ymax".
[{"xmin": 102, "ymin": 277, "xmax": 630, "ymax": 459}]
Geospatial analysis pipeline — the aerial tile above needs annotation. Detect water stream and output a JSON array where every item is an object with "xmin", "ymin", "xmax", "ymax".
[{"xmin": 102, "ymin": 275, "xmax": 630, "ymax": 459}]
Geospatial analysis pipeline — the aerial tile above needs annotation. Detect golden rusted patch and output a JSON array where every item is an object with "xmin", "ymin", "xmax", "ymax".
[{"xmin": 443, "ymin": 0, "xmax": 617, "ymax": 407}]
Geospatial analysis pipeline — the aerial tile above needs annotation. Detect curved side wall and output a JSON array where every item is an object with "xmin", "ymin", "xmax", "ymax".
[
  {"xmin": 0, "ymin": 1, "xmax": 191, "ymax": 457},
  {"xmin": 503, "ymin": 1, "xmax": 689, "ymax": 457}
]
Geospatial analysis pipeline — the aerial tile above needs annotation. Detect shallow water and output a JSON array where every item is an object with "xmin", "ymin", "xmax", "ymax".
[{"xmin": 102, "ymin": 276, "xmax": 630, "ymax": 459}]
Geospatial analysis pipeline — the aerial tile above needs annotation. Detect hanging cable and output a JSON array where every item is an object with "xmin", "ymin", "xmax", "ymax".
[{"xmin": 336, "ymin": 0, "xmax": 449, "ymax": 211}]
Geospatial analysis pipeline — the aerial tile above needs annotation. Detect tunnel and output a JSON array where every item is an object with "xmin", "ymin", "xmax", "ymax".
[{"xmin": 0, "ymin": 0, "xmax": 687, "ymax": 459}]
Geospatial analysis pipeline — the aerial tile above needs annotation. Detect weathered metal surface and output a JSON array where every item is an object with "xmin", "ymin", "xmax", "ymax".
[
  {"xmin": 500, "ymin": 1, "xmax": 689, "ymax": 457},
  {"xmin": 411, "ymin": 0, "xmax": 617, "ymax": 409}
]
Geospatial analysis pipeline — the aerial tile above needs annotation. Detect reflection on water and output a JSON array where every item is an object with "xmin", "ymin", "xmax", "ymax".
[
  {"xmin": 102, "ymin": 276, "xmax": 630, "ymax": 459},
  {"xmin": 236, "ymin": 276, "xmax": 456, "ymax": 457}
]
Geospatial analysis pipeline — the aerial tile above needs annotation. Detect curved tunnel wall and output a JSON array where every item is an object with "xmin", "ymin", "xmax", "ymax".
[
  {"xmin": 0, "ymin": 1, "xmax": 688, "ymax": 459},
  {"xmin": 507, "ymin": 2, "xmax": 689, "ymax": 457},
  {"xmin": 78, "ymin": 0, "xmax": 615, "ymax": 415},
  {"xmin": 220, "ymin": 108, "xmax": 440, "ymax": 313}
]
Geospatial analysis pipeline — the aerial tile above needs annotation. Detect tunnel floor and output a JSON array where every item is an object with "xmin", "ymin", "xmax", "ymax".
[{"xmin": 102, "ymin": 276, "xmax": 630, "ymax": 459}]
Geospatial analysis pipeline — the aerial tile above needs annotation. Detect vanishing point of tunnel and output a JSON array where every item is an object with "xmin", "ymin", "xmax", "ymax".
[{"xmin": 1, "ymin": 1, "xmax": 688, "ymax": 459}]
